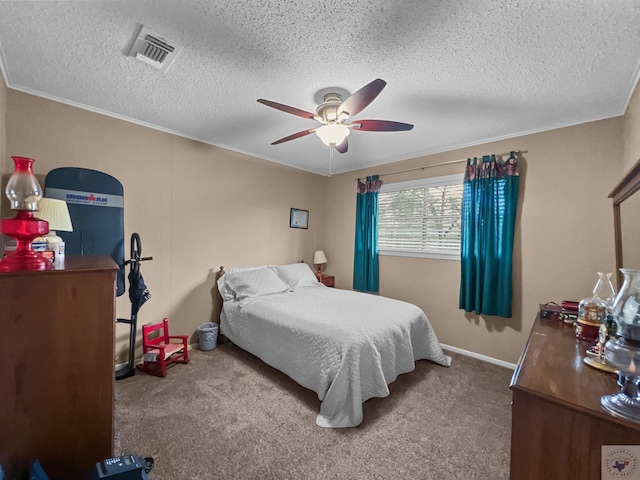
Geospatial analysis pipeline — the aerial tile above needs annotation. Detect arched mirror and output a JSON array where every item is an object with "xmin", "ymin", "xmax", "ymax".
[{"xmin": 609, "ymin": 158, "xmax": 640, "ymax": 288}]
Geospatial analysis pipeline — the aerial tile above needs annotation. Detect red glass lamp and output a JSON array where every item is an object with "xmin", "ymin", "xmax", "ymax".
[{"xmin": 0, "ymin": 156, "xmax": 51, "ymax": 272}]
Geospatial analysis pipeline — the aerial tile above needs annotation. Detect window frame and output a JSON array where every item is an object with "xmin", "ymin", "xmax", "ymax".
[{"xmin": 378, "ymin": 173, "xmax": 464, "ymax": 261}]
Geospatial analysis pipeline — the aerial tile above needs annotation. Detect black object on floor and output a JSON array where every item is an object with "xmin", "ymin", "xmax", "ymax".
[{"xmin": 87, "ymin": 454, "xmax": 153, "ymax": 479}]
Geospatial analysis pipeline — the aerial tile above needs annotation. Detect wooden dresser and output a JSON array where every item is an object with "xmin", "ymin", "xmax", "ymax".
[
  {"xmin": 510, "ymin": 316, "xmax": 640, "ymax": 479},
  {"xmin": 0, "ymin": 256, "xmax": 118, "ymax": 480}
]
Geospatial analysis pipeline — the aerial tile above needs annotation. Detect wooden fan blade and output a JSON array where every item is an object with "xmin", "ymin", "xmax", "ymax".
[
  {"xmin": 271, "ymin": 129, "xmax": 316, "ymax": 145},
  {"xmin": 257, "ymin": 99, "xmax": 317, "ymax": 120},
  {"xmin": 337, "ymin": 78, "xmax": 386, "ymax": 117},
  {"xmin": 352, "ymin": 120, "xmax": 414, "ymax": 131},
  {"xmin": 335, "ymin": 137, "xmax": 348, "ymax": 154}
]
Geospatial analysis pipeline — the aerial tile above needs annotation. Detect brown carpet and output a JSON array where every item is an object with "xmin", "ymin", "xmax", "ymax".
[{"xmin": 114, "ymin": 344, "xmax": 512, "ymax": 479}]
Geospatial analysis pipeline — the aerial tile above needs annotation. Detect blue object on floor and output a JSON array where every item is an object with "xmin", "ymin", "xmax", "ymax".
[
  {"xmin": 29, "ymin": 460, "xmax": 50, "ymax": 480},
  {"xmin": 198, "ymin": 322, "xmax": 218, "ymax": 351}
]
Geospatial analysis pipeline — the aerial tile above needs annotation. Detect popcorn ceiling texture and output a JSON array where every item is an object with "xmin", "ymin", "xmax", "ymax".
[{"xmin": 0, "ymin": 0, "xmax": 638, "ymax": 175}]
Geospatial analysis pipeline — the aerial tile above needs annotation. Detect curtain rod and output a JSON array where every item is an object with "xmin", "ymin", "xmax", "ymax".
[{"xmin": 356, "ymin": 149, "xmax": 526, "ymax": 180}]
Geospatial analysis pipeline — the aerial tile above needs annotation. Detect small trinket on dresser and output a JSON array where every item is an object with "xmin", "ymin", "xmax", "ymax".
[{"xmin": 598, "ymin": 324, "xmax": 608, "ymax": 359}]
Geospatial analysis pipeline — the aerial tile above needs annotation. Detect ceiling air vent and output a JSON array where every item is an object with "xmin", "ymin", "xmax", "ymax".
[{"xmin": 127, "ymin": 25, "xmax": 179, "ymax": 72}]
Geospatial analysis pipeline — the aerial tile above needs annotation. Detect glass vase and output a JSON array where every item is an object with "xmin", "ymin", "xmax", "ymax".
[{"xmin": 597, "ymin": 272, "xmax": 617, "ymax": 334}]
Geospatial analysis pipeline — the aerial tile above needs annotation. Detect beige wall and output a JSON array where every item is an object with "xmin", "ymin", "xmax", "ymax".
[
  {"xmin": 323, "ymin": 118, "xmax": 624, "ymax": 364},
  {"xmin": 0, "ymin": 75, "xmax": 6, "ymax": 250},
  {"xmin": 4, "ymin": 79, "xmax": 638, "ymax": 365},
  {"xmin": 0, "ymin": 74, "xmax": 6, "ymax": 178},
  {"xmin": 5, "ymin": 91, "xmax": 326, "ymax": 360}
]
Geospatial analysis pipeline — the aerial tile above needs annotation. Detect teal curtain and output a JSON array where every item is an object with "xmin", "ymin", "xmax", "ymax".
[
  {"xmin": 459, "ymin": 153, "xmax": 519, "ymax": 318},
  {"xmin": 353, "ymin": 175, "xmax": 382, "ymax": 293}
]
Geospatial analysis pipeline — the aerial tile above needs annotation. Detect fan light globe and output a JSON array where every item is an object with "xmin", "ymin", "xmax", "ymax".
[{"xmin": 316, "ymin": 124, "xmax": 350, "ymax": 147}]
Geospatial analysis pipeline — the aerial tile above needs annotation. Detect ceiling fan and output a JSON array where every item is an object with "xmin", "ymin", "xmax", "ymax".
[{"xmin": 257, "ymin": 78, "xmax": 413, "ymax": 154}]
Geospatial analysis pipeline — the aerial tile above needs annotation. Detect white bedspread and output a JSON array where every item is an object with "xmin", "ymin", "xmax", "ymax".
[{"xmin": 220, "ymin": 286, "xmax": 451, "ymax": 428}]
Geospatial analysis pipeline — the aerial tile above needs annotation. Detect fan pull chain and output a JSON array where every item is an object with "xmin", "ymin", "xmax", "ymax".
[{"xmin": 328, "ymin": 146, "xmax": 333, "ymax": 177}]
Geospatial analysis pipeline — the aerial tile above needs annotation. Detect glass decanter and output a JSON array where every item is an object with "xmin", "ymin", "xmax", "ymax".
[
  {"xmin": 576, "ymin": 272, "xmax": 614, "ymax": 342},
  {"xmin": 598, "ymin": 272, "xmax": 617, "ymax": 333}
]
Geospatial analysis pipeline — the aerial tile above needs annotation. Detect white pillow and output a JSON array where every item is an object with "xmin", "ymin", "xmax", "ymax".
[
  {"xmin": 224, "ymin": 267, "xmax": 288, "ymax": 300},
  {"xmin": 216, "ymin": 275, "xmax": 235, "ymax": 302},
  {"xmin": 217, "ymin": 265, "xmax": 266, "ymax": 301},
  {"xmin": 270, "ymin": 263, "xmax": 321, "ymax": 290}
]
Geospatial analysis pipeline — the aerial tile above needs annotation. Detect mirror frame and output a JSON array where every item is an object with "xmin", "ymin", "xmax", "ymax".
[{"xmin": 609, "ymin": 157, "xmax": 640, "ymax": 288}]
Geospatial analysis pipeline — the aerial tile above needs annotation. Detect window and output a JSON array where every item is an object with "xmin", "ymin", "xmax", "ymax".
[{"xmin": 378, "ymin": 173, "xmax": 464, "ymax": 260}]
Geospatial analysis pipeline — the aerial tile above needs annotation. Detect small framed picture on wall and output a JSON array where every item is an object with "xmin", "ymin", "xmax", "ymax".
[{"xmin": 290, "ymin": 208, "xmax": 309, "ymax": 229}]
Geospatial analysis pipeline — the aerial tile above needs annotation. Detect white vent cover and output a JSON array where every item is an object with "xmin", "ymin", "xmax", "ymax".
[{"xmin": 127, "ymin": 25, "xmax": 179, "ymax": 71}]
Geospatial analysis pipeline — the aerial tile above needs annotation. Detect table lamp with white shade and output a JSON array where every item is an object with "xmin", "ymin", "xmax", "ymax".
[
  {"xmin": 35, "ymin": 197, "xmax": 73, "ymax": 264},
  {"xmin": 314, "ymin": 250, "xmax": 328, "ymax": 280}
]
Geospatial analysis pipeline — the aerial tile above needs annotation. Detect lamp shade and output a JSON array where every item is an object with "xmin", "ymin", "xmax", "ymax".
[
  {"xmin": 35, "ymin": 198, "xmax": 73, "ymax": 232},
  {"xmin": 315, "ymin": 124, "xmax": 350, "ymax": 147},
  {"xmin": 314, "ymin": 250, "xmax": 328, "ymax": 265}
]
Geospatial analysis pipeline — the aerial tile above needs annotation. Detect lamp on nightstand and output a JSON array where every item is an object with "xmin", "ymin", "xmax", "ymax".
[{"xmin": 313, "ymin": 250, "xmax": 327, "ymax": 280}]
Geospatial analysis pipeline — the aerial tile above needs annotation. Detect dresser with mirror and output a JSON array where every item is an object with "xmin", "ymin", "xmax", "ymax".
[{"xmin": 510, "ymin": 158, "xmax": 640, "ymax": 480}]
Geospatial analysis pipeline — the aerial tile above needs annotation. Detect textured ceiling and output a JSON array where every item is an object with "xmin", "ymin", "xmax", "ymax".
[{"xmin": 0, "ymin": 0, "xmax": 639, "ymax": 175}]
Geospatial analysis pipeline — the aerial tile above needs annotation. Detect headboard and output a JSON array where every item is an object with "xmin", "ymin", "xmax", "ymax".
[
  {"xmin": 214, "ymin": 265, "xmax": 225, "ymax": 322},
  {"xmin": 609, "ymin": 158, "xmax": 640, "ymax": 288}
]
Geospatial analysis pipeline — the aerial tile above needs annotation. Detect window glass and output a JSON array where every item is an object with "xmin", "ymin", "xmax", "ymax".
[{"xmin": 378, "ymin": 174, "xmax": 464, "ymax": 260}]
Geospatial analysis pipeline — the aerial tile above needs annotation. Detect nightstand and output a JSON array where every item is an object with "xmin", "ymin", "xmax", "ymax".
[{"xmin": 320, "ymin": 275, "xmax": 335, "ymax": 287}]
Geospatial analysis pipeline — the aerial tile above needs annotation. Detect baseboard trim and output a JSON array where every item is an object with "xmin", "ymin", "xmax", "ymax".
[
  {"xmin": 115, "ymin": 361, "xmax": 129, "ymax": 370},
  {"xmin": 118, "ymin": 343, "xmax": 515, "ymax": 372},
  {"xmin": 441, "ymin": 343, "xmax": 517, "ymax": 370}
]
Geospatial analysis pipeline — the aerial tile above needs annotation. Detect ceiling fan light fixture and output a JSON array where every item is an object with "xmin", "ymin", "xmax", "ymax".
[
  {"xmin": 316, "ymin": 124, "xmax": 350, "ymax": 147},
  {"xmin": 258, "ymin": 78, "xmax": 410, "ymax": 154}
]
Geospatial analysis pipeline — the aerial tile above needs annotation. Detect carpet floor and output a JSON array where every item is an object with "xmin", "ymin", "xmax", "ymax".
[{"xmin": 114, "ymin": 344, "xmax": 512, "ymax": 479}]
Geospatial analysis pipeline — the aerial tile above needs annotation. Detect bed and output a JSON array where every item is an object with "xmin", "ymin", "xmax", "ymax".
[{"xmin": 216, "ymin": 263, "xmax": 451, "ymax": 428}]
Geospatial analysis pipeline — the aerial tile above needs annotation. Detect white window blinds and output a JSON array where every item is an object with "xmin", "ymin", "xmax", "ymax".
[{"xmin": 378, "ymin": 174, "xmax": 464, "ymax": 260}]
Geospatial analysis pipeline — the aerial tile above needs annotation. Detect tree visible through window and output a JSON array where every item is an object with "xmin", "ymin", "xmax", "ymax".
[{"xmin": 378, "ymin": 174, "xmax": 464, "ymax": 260}]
